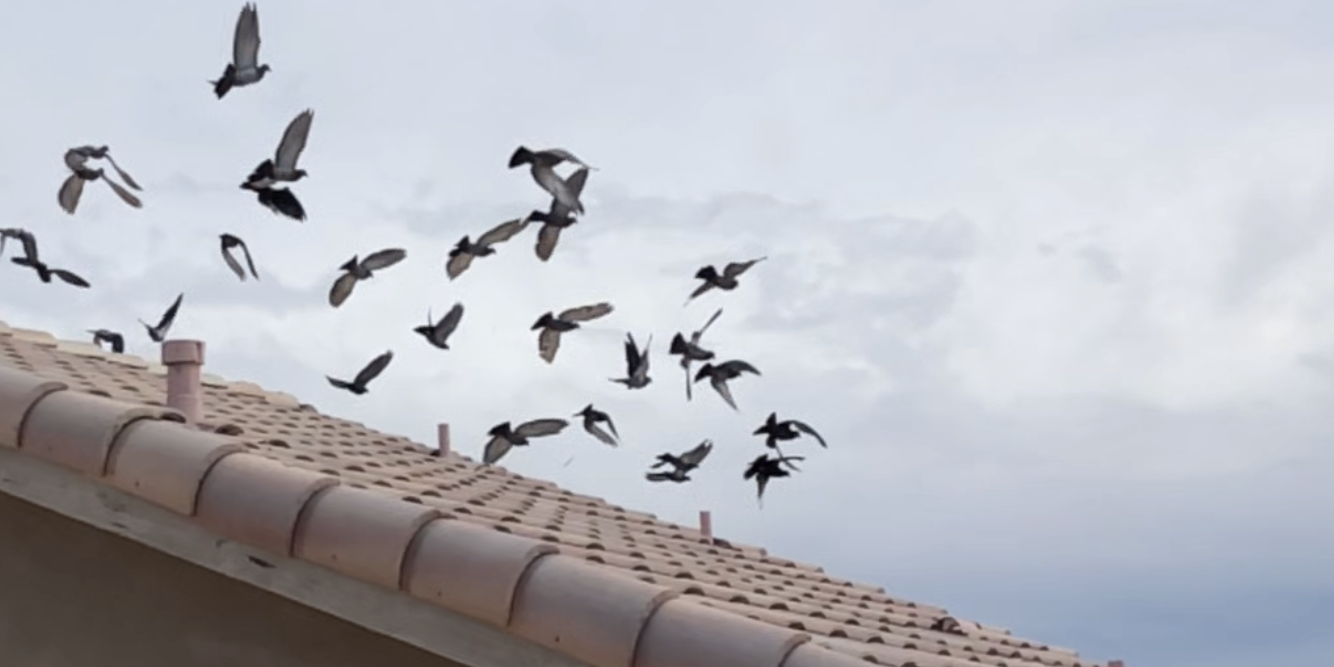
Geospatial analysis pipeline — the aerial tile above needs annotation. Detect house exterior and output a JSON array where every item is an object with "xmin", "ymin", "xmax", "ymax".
[{"xmin": 0, "ymin": 320, "xmax": 1115, "ymax": 667}]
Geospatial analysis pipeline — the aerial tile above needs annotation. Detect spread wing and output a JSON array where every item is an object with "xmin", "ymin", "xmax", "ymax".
[
  {"xmin": 157, "ymin": 293, "xmax": 185, "ymax": 331},
  {"xmin": 683, "ymin": 365, "xmax": 694, "ymax": 401},
  {"xmin": 721, "ymin": 359, "xmax": 761, "ymax": 376},
  {"xmin": 328, "ymin": 272, "xmax": 358, "ymax": 308},
  {"xmin": 535, "ymin": 224, "xmax": 562, "ymax": 262},
  {"xmin": 602, "ymin": 412, "xmax": 619, "ymax": 439},
  {"xmin": 240, "ymin": 241, "xmax": 260, "ymax": 279},
  {"xmin": 477, "ymin": 217, "xmax": 530, "ymax": 247},
  {"xmin": 360, "ymin": 247, "xmax": 406, "ymax": 271},
  {"xmin": 258, "ymin": 187, "xmax": 306, "ymax": 221},
  {"xmin": 723, "ymin": 256, "xmax": 766, "ymax": 279},
  {"xmin": 637, "ymin": 336, "xmax": 652, "ymax": 374},
  {"xmin": 695, "ymin": 308, "xmax": 723, "ymax": 340},
  {"xmin": 541, "ymin": 148, "xmax": 590, "ymax": 168},
  {"xmin": 51, "ymin": 269, "xmax": 90, "ymax": 288},
  {"xmin": 220, "ymin": 242, "xmax": 247, "ymax": 281},
  {"xmin": 233, "ymin": 3, "xmax": 262, "ymax": 69},
  {"xmin": 103, "ymin": 155, "xmax": 142, "ymax": 191},
  {"xmin": 679, "ymin": 440, "xmax": 713, "ymax": 467},
  {"xmin": 58, "ymin": 174, "xmax": 84, "ymax": 214},
  {"xmin": 353, "ymin": 350, "xmax": 393, "ymax": 387},
  {"xmin": 275, "ymin": 109, "xmax": 315, "ymax": 172},
  {"xmin": 559, "ymin": 302, "xmax": 613, "ymax": 322},
  {"xmin": 645, "ymin": 471, "xmax": 676, "ymax": 482},
  {"xmin": 515, "ymin": 418, "xmax": 569, "ymax": 438},
  {"xmin": 622, "ymin": 335, "xmax": 639, "ymax": 373},
  {"xmin": 792, "ymin": 420, "xmax": 828, "ymax": 448},
  {"xmin": 710, "ymin": 377, "xmax": 739, "ymax": 410},
  {"xmin": 102, "ymin": 177, "xmax": 143, "ymax": 209},
  {"xmin": 445, "ymin": 249, "xmax": 474, "ymax": 280},
  {"xmin": 538, "ymin": 328, "xmax": 562, "ymax": 363},
  {"xmin": 483, "ymin": 435, "xmax": 513, "ymax": 465},
  {"xmin": 436, "ymin": 302, "xmax": 465, "ymax": 339},
  {"xmin": 564, "ymin": 167, "xmax": 590, "ymax": 198}
]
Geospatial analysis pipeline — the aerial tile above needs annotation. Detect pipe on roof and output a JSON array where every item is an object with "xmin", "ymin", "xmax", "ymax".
[{"xmin": 161, "ymin": 340, "xmax": 205, "ymax": 425}]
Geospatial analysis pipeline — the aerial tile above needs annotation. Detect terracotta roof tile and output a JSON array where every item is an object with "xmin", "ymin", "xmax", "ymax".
[{"xmin": 0, "ymin": 320, "xmax": 1108, "ymax": 667}]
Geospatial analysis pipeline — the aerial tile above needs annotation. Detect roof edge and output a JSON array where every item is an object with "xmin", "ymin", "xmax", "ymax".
[{"xmin": 0, "ymin": 445, "xmax": 594, "ymax": 667}]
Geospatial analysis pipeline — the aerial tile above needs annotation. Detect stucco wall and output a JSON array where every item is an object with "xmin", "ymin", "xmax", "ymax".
[{"xmin": 0, "ymin": 492, "xmax": 465, "ymax": 667}]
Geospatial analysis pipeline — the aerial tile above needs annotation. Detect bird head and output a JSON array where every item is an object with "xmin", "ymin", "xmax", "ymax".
[
  {"xmin": 291, "ymin": 169, "xmax": 309, "ymax": 181},
  {"xmin": 412, "ymin": 325, "xmax": 433, "ymax": 338},
  {"xmin": 573, "ymin": 404, "xmax": 593, "ymax": 418},
  {"xmin": 259, "ymin": 64, "xmax": 273, "ymax": 74}
]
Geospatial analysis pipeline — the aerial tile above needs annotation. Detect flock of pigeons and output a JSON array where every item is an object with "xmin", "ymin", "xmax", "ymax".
[{"xmin": 0, "ymin": 3, "xmax": 833, "ymax": 505}]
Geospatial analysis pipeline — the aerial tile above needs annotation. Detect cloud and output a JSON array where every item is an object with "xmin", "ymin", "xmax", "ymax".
[{"xmin": 4, "ymin": 2, "xmax": 1334, "ymax": 665}]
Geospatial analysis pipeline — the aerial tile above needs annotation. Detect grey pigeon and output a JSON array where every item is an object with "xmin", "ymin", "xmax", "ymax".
[
  {"xmin": 328, "ymin": 248, "xmax": 407, "ymax": 308},
  {"xmin": 211, "ymin": 3, "xmax": 271, "ymax": 99},
  {"xmin": 483, "ymin": 419, "xmax": 569, "ymax": 465}
]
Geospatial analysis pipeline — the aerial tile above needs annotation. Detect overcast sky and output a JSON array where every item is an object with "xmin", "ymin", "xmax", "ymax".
[{"xmin": 3, "ymin": 1, "xmax": 1333, "ymax": 665}]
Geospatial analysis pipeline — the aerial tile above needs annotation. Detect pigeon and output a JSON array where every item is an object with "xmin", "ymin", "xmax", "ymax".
[
  {"xmin": 686, "ymin": 257, "xmax": 767, "ymax": 304},
  {"xmin": 694, "ymin": 359, "xmax": 762, "ymax": 411},
  {"xmin": 219, "ymin": 233, "xmax": 260, "ymax": 281},
  {"xmin": 646, "ymin": 439, "xmax": 713, "ymax": 483},
  {"xmin": 609, "ymin": 332, "xmax": 652, "ymax": 389},
  {"xmin": 669, "ymin": 307, "xmax": 723, "ymax": 400},
  {"xmin": 328, "ymin": 248, "xmax": 407, "ymax": 308},
  {"xmin": 929, "ymin": 616, "xmax": 967, "ymax": 636},
  {"xmin": 210, "ymin": 3, "xmax": 271, "ymax": 99},
  {"xmin": 140, "ymin": 293, "xmax": 185, "ymax": 343},
  {"xmin": 482, "ymin": 418, "xmax": 570, "ymax": 465},
  {"xmin": 530, "ymin": 167, "xmax": 590, "ymax": 262},
  {"xmin": 6, "ymin": 228, "xmax": 91, "ymax": 288},
  {"xmin": 245, "ymin": 184, "xmax": 306, "ymax": 221},
  {"xmin": 326, "ymin": 350, "xmax": 394, "ymax": 395},
  {"xmin": 88, "ymin": 329, "xmax": 125, "ymax": 354},
  {"xmin": 574, "ymin": 404, "xmax": 619, "ymax": 446},
  {"xmin": 245, "ymin": 109, "xmax": 314, "ymax": 187},
  {"xmin": 413, "ymin": 302, "xmax": 465, "ymax": 350},
  {"xmin": 531, "ymin": 302, "xmax": 615, "ymax": 363},
  {"xmin": 743, "ymin": 453, "xmax": 804, "ymax": 507},
  {"xmin": 508, "ymin": 146, "xmax": 594, "ymax": 216},
  {"xmin": 754, "ymin": 412, "xmax": 828, "ymax": 453},
  {"xmin": 58, "ymin": 147, "xmax": 143, "ymax": 214},
  {"xmin": 446, "ymin": 216, "xmax": 532, "ymax": 280}
]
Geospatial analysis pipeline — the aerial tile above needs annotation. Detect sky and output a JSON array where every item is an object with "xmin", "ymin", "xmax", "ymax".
[{"xmin": 2, "ymin": 1, "xmax": 1332, "ymax": 664}]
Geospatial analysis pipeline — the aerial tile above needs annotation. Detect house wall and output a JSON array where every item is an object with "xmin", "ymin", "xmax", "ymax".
[{"xmin": 0, "ymin": 492, "xmax": 466, "ymax": 667}]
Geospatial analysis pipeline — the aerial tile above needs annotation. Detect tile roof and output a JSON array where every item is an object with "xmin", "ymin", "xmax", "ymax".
[{"xmin": 0, "ymin": 320, "xmax": 1106, "ymax": 667}]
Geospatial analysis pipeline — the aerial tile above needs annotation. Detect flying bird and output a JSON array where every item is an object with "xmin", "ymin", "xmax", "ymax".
[
  {"xmin": 446, "ymin": 216, "xmax": 531, "ymax": 280},
  {"xmin": 482, "ymin": 419, "xmax": 569, "ymax": 465},
  {"xmin": 219, "ymin": 233, "xmax": 260, "ymax": 281},
  {"xmin": 743, "ymin": 453, "xmax": 804, "ymax": 507},
  {"xmin": 140, "ymin": 293, "xmax": 185, "ymax": 343},
  {"xmin": 328, "ymin": 248, "xmax": 407, "ymax": 308},
  {"xmin": 326, "ymin": 350, "xmax": 394, "ymax": 395},
  {"xmin": 609, "ymin": 332, "xmax": 652, "ymax": 389},
  {"xmin": 753, "ymin": 412, "xmax": 828, "ymax": 454},
  {"xmin": 58, "ymin": 146, "xmax": 142, "ymax": 214},
  {"xmin": 574, "ymin": 404, "xmax": 619, "ymax": 446},
  {"xmin": 930, "ymin": 616, "xmax": 967, "ymax": 636},
  {"xmin": 531, "ymin": 302, "xmax": 614, "ymax": 363},
  {"xmin": 6, "ymin": 228, "xmax": 90, "ymax": 288},
  {"xmin": 508, "ymin": 146, "xmax": 594, "ymax": 216},
  {"xmin": 241, "ymin": 109, "xmax": 313, "ymax": 221},
  {"xmin": 88, "ymin": 329, "xmax": 125, "ymax": 354},
  {"xmin": 694, "ymin": 359, "xmax": 762, "ymax": 411},
  {"xmin": 686, "ymin": 257, "xmax": 767, "ymax": 304},
  {"xmin": 413, "ymin": 302, "xmax": 465, "ymax": 350},
  {"xmin": 530, "ymin": 167, "xmax": 590, "ymax": 262},
  {"xmin": 210, "ymin": 3, "xmax": 271, "ymax": 99},
  {"xmin": 646, "ymin": 439, "xmax": 713, "ymax": 483},
  {"xmin": 669, "ymin": 307, "xmax": 723, "ymax": 400}
]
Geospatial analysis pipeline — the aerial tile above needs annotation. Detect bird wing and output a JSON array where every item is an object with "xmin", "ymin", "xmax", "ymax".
[
  {"xmin": 743, "ymin": 456, "xmax": 764, "ymax": 480},
  {"xmin": 723, "ymin": 256, "xmax": 767, "ymax": 279},
  {"xmin": 683, "ymin": 365, "xmax": 694, "ymax": 401},
  {"xmin": 51, "ymin": 269, "xmax": 90, "ymax": 288},
  {"xmin": 621, "ymin": 334, "xmax": 639, "ymax": 373},
  {"xmin": 436, "ymin": 302, "xmax": 465, "ymax": 339},
  {"xmin": 603, "ymin": 412, "xmax": 620, "ymax": 439},
  {"xmin": 233, "ymin": 3, "xmax": 262, "ymax": 69},
  {"xmin": 477, "ymin": 217, "xmax": 530, "ymax": 247},
  {"xmin": 537, "ymin": 328, "xmax": 562, "ymax": 363},
  {"xmin": 687, "ymin": 281, "xmax": 714, "ymax": 301},
  {"xmin": 101, "ymin": 176, "xmax": 143, "ymax": 208},
  {"xmin": 533, "ymin": 167, "xmax": 583, "ymax": 215},
  {"xmin": 445, "ymin": 250, "xmax": 473, "ymax": 280},
  {"xmin": 58, "ymin": 174, "xmax": 84, "ymax": 215},
  {"xmin": 328, "ymin": 272, "xmax": 358, "ymax": 308},
  {"xmin": 482, "ymin": 435, "xmax": 513, "ymax": 465},
  {"xmin": 16, "ymin": 230, "xmax": 39, "ymax": 263},
  {"xmin": 535, "ymin": 223, "xmax": 562, "ymax": 262},
  {"xmin": 559, "ymin": 302, "xmax": 613, "ymax": 322},
  {"xmin": 792, "ymin": 420, "xmax": 828, "ymax": 448},
  {"xmin": 710, "ymin": 377, "xmax": 739, "ymax": 410},
  {"xmin": 515, "ymin": 418, "xmax": 569, "ymax": 438},
  {"xmin": 637, "ymin": 335, "xmax": 652, "ymax": 375},
  {"xmin": 353, "ymin": 350, "xmax": 394, "ymax": 387},
  {"xmin": 326, "ymin": 376, "xmax": 354, "ymax": 391},
  {"xmin": 722, "ymin": 359, "xmax": 762, "ymax": 376},
  {"xmin": 107, "ymin": 332, "xmax": 125, "ymax": 353},
  {"xmin": 275, "ymin": 109, "xmax": 315, "ymax": 172},
  {"xmin": 360, "ymin": 247, "xmax": 407, "ymax": 271},
  {"xmin": 240, "ymin": 240, "xmax": 260, "ymax": 279},
  {"xmin": 564, "ymin": 167, "xmax": 591, "ymax": 197},
  {"xmin": 220, "ymin": 239, "xmax": 247, "ymax": 281},
  {"xmin": 102, "ymin": 154, "xmax": 142, "ymax": 191},
  {"xmin": 549, "ymin": 167, "xmax": 590, "ymax": 218},
  {"xmin": 680, "ymin": 440, "xmax": 713, "ymax": 467},
  {"xmin": 694, "ymin": 307, "xmax": 723, "ymax": 340},
  {"xmin": 540, "ymin": 148, "xmax": 590, "ymax": 168},
  {"xmin": 258, "ymin": 187, "xmax": 307, "ymax": 221},
  {"xmin": 645, "ymin": 471, "xmax": 675, "ymax": 483},
  {"xmin": 585, "ymin": 421, "xmax": 618, "ymax": 447},
  {"xmin": 157, "ymin": 293, "xmax": 184, "ymax": 332}
]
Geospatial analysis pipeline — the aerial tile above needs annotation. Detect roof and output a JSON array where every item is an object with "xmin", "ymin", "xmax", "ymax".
[{"xmin": 0, "ymin": 320, "xmax": 1105, "ymax": 667}]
